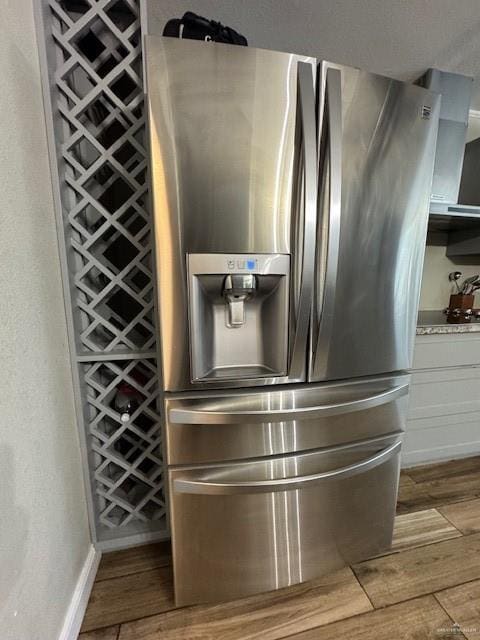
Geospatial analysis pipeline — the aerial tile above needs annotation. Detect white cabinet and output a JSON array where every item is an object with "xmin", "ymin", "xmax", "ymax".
[{"xmin": 404, "ymin": 333, "xmax": 480, "ymax": 466}]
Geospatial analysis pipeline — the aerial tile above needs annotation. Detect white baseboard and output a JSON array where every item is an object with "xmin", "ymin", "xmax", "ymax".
[
  {"xmin": 97, "ymin": 529, "xmax": 168, "ymax": 553},
  {"xmin": 58, "ymin": 544, "xmax": 101, "ymax": 640}
]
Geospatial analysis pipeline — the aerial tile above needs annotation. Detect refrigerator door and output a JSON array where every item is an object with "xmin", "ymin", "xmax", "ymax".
[
  {"xmin": 311, "ymin": 63, "xmax": 440, "ymax": 382},
  {"xmin": 169, "ymin": 435, "xmax": 401, "ymax": 605},
  {"xmin": 165, "ymin": 373, "xmax": 408, "ymax": 464},
  {"xmin": 145, "ymin": 37, "xmax": 317, "ymax": 391}
]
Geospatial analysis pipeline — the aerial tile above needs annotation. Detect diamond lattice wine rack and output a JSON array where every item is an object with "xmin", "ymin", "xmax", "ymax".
[{"xmin": 35, "ymin": 0, "xmax": 168, "ymax": 548}]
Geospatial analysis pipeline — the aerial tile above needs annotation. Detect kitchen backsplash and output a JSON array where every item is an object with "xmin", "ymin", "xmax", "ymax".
[{"xmin": 419, "ymin": 243, "xmax": 480, "ymax": 310}]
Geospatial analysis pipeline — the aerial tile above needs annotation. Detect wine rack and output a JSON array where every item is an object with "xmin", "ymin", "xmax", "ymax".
[{"xmin": 35, "ymin": 0, "xmax": 168, "ymax": 549}]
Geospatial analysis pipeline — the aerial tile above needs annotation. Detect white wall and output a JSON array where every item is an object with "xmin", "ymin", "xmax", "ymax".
[
  {"xmin": 144, "ymin": 0, "xmax": 480, "ymax": 102},
  {"xmin": 0, "ymin": 1, "xmax": 91, "ymax": 639},
  {"xmin": 419, "ymin": 243, "xmax": 480, "ymax": 310}
]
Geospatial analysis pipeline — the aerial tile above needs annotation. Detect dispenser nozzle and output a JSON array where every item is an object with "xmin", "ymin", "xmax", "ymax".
[{"xmin": 223, "ymin": 274, "xmax": 256, "ymax": 327}]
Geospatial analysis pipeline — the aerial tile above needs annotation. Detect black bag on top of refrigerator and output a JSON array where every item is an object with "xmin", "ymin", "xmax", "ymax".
[{"xmin": 163, "ymin": 11, "xmax": 248, "ymax": 46}]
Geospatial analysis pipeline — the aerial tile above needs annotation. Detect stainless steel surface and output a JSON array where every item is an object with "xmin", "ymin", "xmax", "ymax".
[
  {"xmin": 418, "ymin": 69, "xmax": 473, "ymax": 204},
  {"xmin": 289, "ymin": 61, "xmax": 318, "ymax": 379},
  {"xmin": 446, "ymin": 224, "xmax": 480, "ymax": 256},
  {"xmin": 187, "ymin": 253, "xmax": 290, "ymax": 382},
  {"xmin": 145, "ymin": 36, "xmax": 315, "ymax": 390},
  {"xmin": 165, "ymin": 374, "xmax": 408, "ymax": 464},
  {"xmin": 146, "ymin": 39, "xmax": 427, "ymax": 607},
  {"xmin": 169, "ymin": 383, "xmax": 408, "ymax": 424},
  {"xmin": 173, "ymin": 440, "xmax": 401, "ymax": 494},
  {"xmin": 459, "ymin": 137, "xmax": 480, "ymax": 207},
  {"xmin": 311, "ymin": 67, "xmax": 342, "ymax": 379},
  {"xmin": 432, "ymin": 119, "xmax": 469, "ymax": 202},
  {"xmin": 169, "ymin": 435, "xmax": 401, "ymax": 605},
  {"xmin": 428, "ymin": 210, "xmax": 480, "ymax": 234},
  {"xmin": 311, "ymin": 62, "xmax": 440, "ymax": 382},
  {"xmin": 223, "ymin": 274, "xmax": 257, "ymax": 327}
]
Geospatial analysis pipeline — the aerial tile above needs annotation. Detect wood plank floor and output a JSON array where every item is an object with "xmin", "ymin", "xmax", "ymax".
[
  {"xmin": 80, "ymin": 456, "xmax": 480, "ymax": 640},
  {"xmin": 436, "ymin": 580, "xmax": 480, "ymax": 640}
]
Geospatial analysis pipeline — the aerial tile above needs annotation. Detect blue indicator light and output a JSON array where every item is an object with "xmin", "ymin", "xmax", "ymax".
[{"xmin": 247, "ymin": 260, "xmax": 255, "ymax": 270}]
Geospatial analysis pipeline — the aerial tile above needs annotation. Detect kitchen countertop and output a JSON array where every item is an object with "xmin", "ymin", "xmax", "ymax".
[{"xmin": 416, "ymin": 310, "xmax": 480, "ymax": 335}]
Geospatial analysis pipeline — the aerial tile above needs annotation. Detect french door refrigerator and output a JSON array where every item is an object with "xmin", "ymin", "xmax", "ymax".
[{"xmin": 145, "ymin": 36, "xmax": 440, "ymax": 606}]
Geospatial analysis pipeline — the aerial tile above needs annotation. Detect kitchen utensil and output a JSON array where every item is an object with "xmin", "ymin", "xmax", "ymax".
[
  {"xmin": 468, "ymin": 278, "xmax": 480, "ymax": 291},
  {"xmin": 449, "ymin": 271, "xmax": 462, "ymax": 293},
  {"xmin": 461, "ymin": 275, "xmax": 479, "ymax": 294}
]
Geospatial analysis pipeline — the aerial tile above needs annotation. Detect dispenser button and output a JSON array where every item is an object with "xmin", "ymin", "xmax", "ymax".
[
  {"xmin": 227, "ymin": 259, "xmax": 235, "ymax": 270},
  {"xmin": 247, "ymin": 260, "xmax": 255, "ymax": 270}
]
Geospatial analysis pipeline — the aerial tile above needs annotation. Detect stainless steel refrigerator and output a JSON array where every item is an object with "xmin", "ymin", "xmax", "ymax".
[{"xmin": 145, "ymin": 36, "xmax": 440, "ymax": 606}]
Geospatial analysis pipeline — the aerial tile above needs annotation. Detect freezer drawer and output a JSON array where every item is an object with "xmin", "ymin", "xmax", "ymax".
[
  {"xmin": 169, "ymin": 436, "xmax": 401, "ymax": 605},
  {"xmin": 165, "ymin": 374, "xmax": 408, "ymax": 464}
]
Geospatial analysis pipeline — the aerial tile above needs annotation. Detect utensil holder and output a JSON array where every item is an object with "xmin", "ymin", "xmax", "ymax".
[{"xmin": 447, "ymin": 294, "xmax": 474, "ymax": 323}]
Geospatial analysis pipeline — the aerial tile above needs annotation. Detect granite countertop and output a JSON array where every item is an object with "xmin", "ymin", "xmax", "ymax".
[{"xmin": 416, "ymin": 310, "xmax": 480, "ymax": 335}]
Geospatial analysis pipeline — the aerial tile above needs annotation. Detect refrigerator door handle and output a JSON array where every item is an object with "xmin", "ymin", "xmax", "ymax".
[
  {"xmin": 289, "ymin": 61, "xmax": 317, "ymax": 379},
  {"xmin": 173, "ymin": 440, "xmax": 402, "ymax": 495},
  {"xmin": 312, "ymin": 67, "xmax": 343, "ymax": 378},
  {"xmin": 169, "ymin": 382, "xmax": 408, "ymax": 424}
]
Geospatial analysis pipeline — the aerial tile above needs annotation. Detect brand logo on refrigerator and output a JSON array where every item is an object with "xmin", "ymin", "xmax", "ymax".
[{"xmin": 421, "ymin": 105, "xmax": 432, "ymax": 120}]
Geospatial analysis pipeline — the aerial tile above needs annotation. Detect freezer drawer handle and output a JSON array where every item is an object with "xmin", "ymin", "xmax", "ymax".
[
  {"xmin": 169, "ymin": 383, "xmax": 408, "ymax": 424},
  {"xmin": 173, "ymin": 440, "xmax": 402, "ymax": 495}
]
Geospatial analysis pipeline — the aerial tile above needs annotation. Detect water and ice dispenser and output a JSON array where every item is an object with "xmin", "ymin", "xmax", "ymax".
[{"xmin": 187, "ymin": 254, "xmax": 290, "ymax": 382}]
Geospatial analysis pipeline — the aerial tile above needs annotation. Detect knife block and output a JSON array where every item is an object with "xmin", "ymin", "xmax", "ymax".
[{"xmin": 447, "ymin": 294, "xmax": 474, "ymax": 323}]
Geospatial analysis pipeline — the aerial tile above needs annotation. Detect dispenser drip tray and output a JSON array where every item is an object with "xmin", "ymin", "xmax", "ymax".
[{"xmin": 202, "ymin": 364, "xmax": 279, "ymax": 381}]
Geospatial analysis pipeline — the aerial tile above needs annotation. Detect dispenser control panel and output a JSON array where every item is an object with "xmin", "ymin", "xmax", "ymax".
[
  {"xmin": 194, "ymin": 253, "xmax": 290, "ymax": 275},
  {"xmin": 227, "ymin": 258, "xmax": 257, "ymax": 271},
  {"xmin": 188, "ymin": 253, "xmax": 290, "ymax": 277}
]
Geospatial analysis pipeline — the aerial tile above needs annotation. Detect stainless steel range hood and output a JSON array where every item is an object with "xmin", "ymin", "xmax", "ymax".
[
  {"xmin": 419, "ymin": 69, "xmax": 480, "ymax": 256},
  {"xmin": 417, "ymin": 69, "xmax": 473, "ymax": 206}
]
